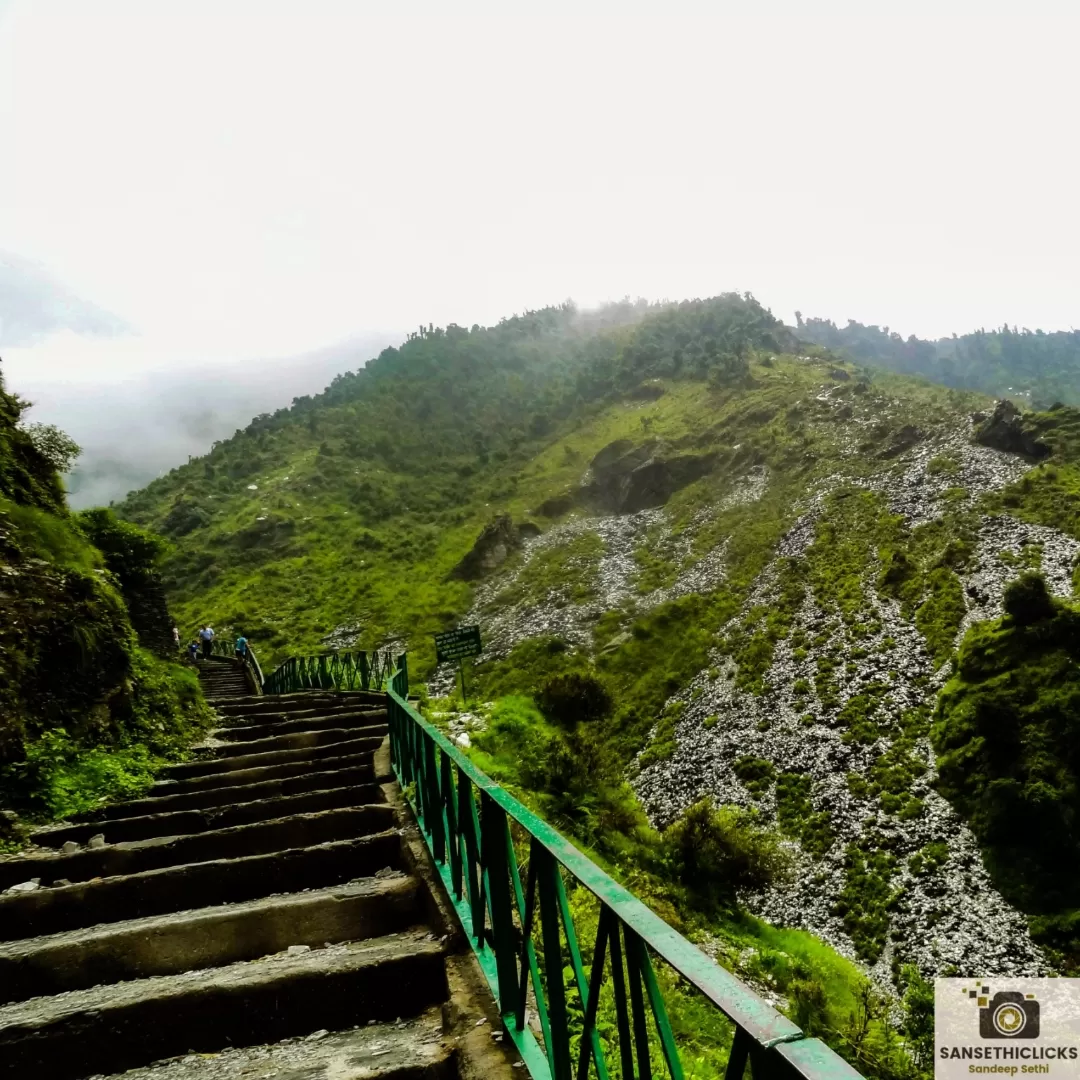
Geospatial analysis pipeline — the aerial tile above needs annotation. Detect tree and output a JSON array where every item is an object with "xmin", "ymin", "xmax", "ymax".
[
  {"xmin": 75, "ymin": 508, "xmax": 167, "ymax": 588},
  {"xmin": 1003, "ymin": 572, "xmax": 1055, "ymax": 626},
  {"xmin": 21, "ymin": 422, "xmax": 81, "ymax": 474}
]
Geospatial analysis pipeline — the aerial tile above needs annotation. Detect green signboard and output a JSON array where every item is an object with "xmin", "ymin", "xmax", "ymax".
[{"xmin": 434, "ymin": 625, "xmax": 482, "ymax": 664}]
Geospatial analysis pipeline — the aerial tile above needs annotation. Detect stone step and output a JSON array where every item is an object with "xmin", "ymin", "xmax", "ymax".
[
  {"xmin": 0, "ymin": 807, "xmax": 395, "ymax": 892},
  {"xmin": 197, "ymin": 724, "xmax": 387, "ymax": 758},
  {"xmin": 96, "ymin": 1008, "xmax": 455, "ymax": 1080},
  {"xmin": 211, "ymin": 708, "xmax": 388, "ymax": 743},
  {"xmin": 0, "ymin": 832, "xmax": 401, "ymax": 942},
  {"xmin": 217, "ymin": 701, "xmax": 388, "ymax": 729},
  {"xmin": 0, "ymin": 873, "xmax": 421, "ymax": 1005},
  {"xmin": 31, "ymin": 783, "xmax": 383, "ymax": 847},
  {"xmin": 158, "ymin": 732, "xmax": 386, "ymax": 780},
  {"xmin": 149, "ymin": 749, "xmax": 378, "ymax": 795},
  {"xmin": 213, "ymin": 691, "xmax": 386, "ymax": 718},
  {"xmin": 62, "ymin": 763, "xmax": 378, "ymax": 823},
  {"xmin": 0, "ymin": 928, "xmax": 448, "ymax": 1079}
]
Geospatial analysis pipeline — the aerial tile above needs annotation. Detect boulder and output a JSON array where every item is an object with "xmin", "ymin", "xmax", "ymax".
[
  {"xmin": 975, "ymin": 400, "xmax": 1051, "ymax": 459},
  {"xmin": 582, "ymin": 439, "xmax": 717, "ymax": 513},
  {"xmin": 877, "ymin": 424, "xmax": 924, "ymax": 460},
  {"xmin": 534, "ymin": 493, "xmax": 576, "ymax": 519},
  {"xmin": 450, "ymin": 515, "xmax": 533, "ymax": 581}
]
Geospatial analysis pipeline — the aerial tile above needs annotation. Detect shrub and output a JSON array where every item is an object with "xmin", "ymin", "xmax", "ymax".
[
  {"xmin": 536, "ymin": 670, "xmax": 613, "ymax": 728},
  {"xmin": 1003, "ymin": 571, "xmax": 1055, "ymax": 626},
  {"xmin": 662, "ymin": 799, "xmax": 789, "ymax": 908}
]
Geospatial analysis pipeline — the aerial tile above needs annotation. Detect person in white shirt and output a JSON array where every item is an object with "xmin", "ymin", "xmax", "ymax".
[{"xmin": 199, "ymin": 625, "xmax": 215, "ymax": 659}]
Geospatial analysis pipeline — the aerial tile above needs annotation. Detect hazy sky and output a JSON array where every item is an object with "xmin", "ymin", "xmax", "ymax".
[{"xmin": 2, "ymin": 2, "xmax": 1079, "ymax": 403}]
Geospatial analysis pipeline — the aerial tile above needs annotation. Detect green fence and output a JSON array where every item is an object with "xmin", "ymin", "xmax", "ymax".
[
  {"xmin": 387, "ymin": 658, "xmax": 863, "ymax": 1080},
  {"xmin": 263, "ymin": 649, "xmax": 395, "ymax": 695}
]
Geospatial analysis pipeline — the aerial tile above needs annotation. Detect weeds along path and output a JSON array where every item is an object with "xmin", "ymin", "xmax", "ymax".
[{"xmin": 0, "ymin": 662, "xmax": 520, "ymax": 1080}]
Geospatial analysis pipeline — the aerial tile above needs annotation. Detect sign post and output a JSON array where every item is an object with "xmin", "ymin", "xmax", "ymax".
[{"xmin": 434, "ymin": 625, "xmax": 483, "ymax": 705}]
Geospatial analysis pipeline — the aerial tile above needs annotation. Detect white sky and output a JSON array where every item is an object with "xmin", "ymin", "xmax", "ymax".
[{"xmin": 2, "ymin": 0, "xmax": 1079, "ymax": 388}]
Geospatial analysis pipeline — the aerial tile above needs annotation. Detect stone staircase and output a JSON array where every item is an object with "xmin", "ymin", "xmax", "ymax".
[
  {"xmin": 0, "ymin": 681, "xmax": 521, "ymax": 1078},
  {"xmin": 193, "ymin": 655, "xmax": 251, "ymax": 699}
]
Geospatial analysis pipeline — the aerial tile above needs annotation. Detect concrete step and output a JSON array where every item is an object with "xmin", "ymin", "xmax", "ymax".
[
  {"xmin": 211, "ymin": 708, "xmax": 388, "ymax": 743},
  {"xmin": 0, "ymin": 807, "xmax": 395, "ymax": 891},
  {"xmin": 149, "ymin": 748, "xmax": 378, "ymax": 795},
  {"xmin": 32, "ymin": 783, "xmax": 384, "ymax": 847},
  {"xmin": 97, "ymin": 1008, "xmax": 455, "ymax": 1080},
  {"xmin": 0, "ymin": 929, "xmax": 449, "ymax": 1079},
  {"xmin": 63, "ymin": 763, "xmax": 378, "ymax": 823},
  {"xmin": 0, "ymin": 832, "xmax": 402, "ymax": 942},
  {"xmin": 0, "ymin": 872, "xmax": 422, "ymax": 1004},
  {"xmin": 157, "ymin": 732, "xmax": 387, "ymax": 781}
]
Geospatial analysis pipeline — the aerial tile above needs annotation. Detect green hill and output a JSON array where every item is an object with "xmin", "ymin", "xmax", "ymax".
[
  {"xmin": 118, "ymin": 295, "xmax": 791, "ymax": 664},
  {"xmin": 795, "ymin": 314, "xmax": 1080, "ymax": 409}
]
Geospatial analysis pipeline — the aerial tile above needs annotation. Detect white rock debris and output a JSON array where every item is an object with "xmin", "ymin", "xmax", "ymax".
[
  {"xmin": 635, "ymin": 437, "xmax": 1063, "ymax": 981},
  {"xmin": 429, "ymin": 416, "xmax": 1074, "ymax": 982},
  {"xmin": 429, "ymin": 469, "xmax": 767, "ymax": 694}
]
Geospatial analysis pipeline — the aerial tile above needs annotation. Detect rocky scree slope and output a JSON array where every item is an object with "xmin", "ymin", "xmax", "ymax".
[{"xmin": 442, "ymin": 373, "xmax": 1080, "ymax": 985}]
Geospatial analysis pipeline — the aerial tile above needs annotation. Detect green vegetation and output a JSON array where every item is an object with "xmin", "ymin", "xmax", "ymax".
[
  {"xmin": 797, "ymin": 315, "xmax": 1080, "ymax": 410},
  {"xmin": 775, "ymin": 772, "xmax": 834, "ymax": 856},
  {"xmin": 0, "ymin": 364, "xmax": 212, "ymax": 819},
  {"xmin": 733, "ymin": 755, "xmax": 775, "ymax": 798},
  {"xmin": 834, "ymin": 839, "xmax": 899, "ymax": 963},
  {"xmin": 932, "ymin": 574, "xmax": 1080, "ymax": 963}
]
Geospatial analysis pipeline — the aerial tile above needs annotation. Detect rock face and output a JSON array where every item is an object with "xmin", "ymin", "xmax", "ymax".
[
  {"xmin": 450, "ymin": 515, "xmax": 529, "ymax": 581},
  {"xmin": 582, "ymin": 439, "xmax": 718, "ymax": 513},
  {"xmin": 975, "ymin": 400, "xmax": 1051, "ymax": 459}
]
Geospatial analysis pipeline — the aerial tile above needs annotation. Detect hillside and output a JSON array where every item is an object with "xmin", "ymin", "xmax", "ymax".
[
  {"xmin": 119, "ymin": 295, "xmax": 789, "ymax": 663},
  {"xmin": 796, "ymin": 314, "xmax": 1080, "ymax": 409},
  {"xmin": 118, "ymin": 296, "xmax": 1080, "ymax": 1069},
  {"xmin": 0, "ymin": 363, "xmax": 211, "ymax": 825}
]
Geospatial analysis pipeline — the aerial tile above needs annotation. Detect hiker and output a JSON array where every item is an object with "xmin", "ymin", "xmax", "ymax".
[
  {"xmin": 187, "ymin": 640, "xmax": 199, "ymax": 663},
  {"xmin": 199, "ymin": 625, "xmax": 215, "ymax": 659},
  {"xmin": 235, "ymin": 633, "xmax": 248, "ymax": 660},
  {"xmin": 172, "ymin": 625, "xmax": 180, "ymax": 650}
]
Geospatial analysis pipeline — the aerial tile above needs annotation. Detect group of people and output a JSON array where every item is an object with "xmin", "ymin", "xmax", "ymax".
[{"xmin": 171, "ymin": 624, "xmax": 249, "ymax": 663}]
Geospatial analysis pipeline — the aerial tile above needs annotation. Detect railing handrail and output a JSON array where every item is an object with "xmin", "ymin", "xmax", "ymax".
[
  {"xmin": 386, "ymin": 658, "xmax": 864, "ymax": 1080},
  {"xmin": 262, "ymin": 647, "xmax": 395, "ymax": 695}
]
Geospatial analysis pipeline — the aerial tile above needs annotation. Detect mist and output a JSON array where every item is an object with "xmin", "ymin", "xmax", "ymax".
[{"xmin": 5, "ymin": 333, "xmax": 397, "ymax": 508}]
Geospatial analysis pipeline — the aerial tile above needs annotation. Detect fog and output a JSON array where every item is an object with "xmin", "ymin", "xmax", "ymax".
[
  {"xmin": 3, "ymin": 3, "xmax": 1080, "ymax": 506},
  {"xmin": 8, "ymin": 336, "xmax": 397, "ymax": 508}
]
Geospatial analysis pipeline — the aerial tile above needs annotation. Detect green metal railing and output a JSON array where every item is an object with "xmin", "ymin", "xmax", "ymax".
[
  {"xmin": 263, "ymin": 648, "xmax": 395, "ymax": 695},
  {"xmin": 388, "ymin": 658, "xmax": 862, "ymax": 1080}
]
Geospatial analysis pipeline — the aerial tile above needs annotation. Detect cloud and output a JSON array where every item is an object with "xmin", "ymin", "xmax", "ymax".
[{"xmin": 0, "ymin": 250, "xmax": 129, "ymax": 347}]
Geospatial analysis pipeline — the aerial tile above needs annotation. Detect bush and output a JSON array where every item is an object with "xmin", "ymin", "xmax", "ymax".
[
  {"xmin": 536, "ymin": 670, "xmax": 613, "ymax": 728},
  {"xmin": 662, "ymin": 799, "xmax": 789, "ymax": 908},
  {"xmin": 1003, "ymin": 571, "xmax": 1056, "ymax": 626}
]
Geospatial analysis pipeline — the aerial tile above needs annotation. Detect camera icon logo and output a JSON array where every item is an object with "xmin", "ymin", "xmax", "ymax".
[{"xmin": 963, "ymin": 986, "xmax": 1040, "ymax": 1039}]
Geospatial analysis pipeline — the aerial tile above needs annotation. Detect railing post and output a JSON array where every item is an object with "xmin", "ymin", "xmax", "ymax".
[
  {"xmin": 536, "ymin": 844, "xmax": 573, "ymax": 1080},
  {"xmin": 425, "ymin": 733, "xmax": 446, "ymax": 863},
  {"xmin": 480, "ymin": 793, "xmax": 519, "ymax": 1016}
]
